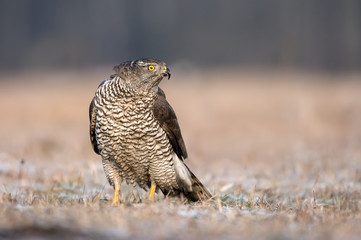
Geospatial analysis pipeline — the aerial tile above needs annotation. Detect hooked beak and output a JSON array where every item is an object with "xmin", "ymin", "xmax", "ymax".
[{"xmin": 162, "ymin": 67, "xmax": 171, "ymax": 80}]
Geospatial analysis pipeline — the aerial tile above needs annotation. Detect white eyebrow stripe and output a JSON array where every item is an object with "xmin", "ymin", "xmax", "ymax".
[{"xmin": 137, "ymin": 61, "xmax": 144, "ymax": 66}]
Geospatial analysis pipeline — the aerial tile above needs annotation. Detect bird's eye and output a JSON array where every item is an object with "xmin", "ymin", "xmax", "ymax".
[
  {"xmin": 163, "ymin": 66, "xmax": 167, "ymax": 71},
  {"xmin": 148, "ymin": 65, "xmax": 155, "ymax": 71}
]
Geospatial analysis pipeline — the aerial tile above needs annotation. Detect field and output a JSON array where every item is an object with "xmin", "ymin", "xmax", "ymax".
[{"xmin": 0, "ymin": 68, "xmax": 360, "ymax": 239}]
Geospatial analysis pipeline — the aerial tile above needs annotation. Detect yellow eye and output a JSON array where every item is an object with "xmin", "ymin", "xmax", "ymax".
[
  {"xmin": 163, "ymin": 66, "xmax": 167, "ymax": 71},
  {"xmin": 148, "ymin": 65, "xmax": 155, "ymax": 71}
]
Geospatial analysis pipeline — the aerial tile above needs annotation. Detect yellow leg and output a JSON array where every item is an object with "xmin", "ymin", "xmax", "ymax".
[
  {"xmin": 148, "ymin": 182, "xmax": 157, "ymax": 201},
  {"xmin": 112, "ymin": 186, "xmax": 120, "ymax": 206}
]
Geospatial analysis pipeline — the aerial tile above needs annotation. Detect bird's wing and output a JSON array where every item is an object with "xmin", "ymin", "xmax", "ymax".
[
  {"xmin": 89, "ymin": 80, "xmax": 110, "ymax": 155},
  {"xmin": 89, "ymin": 97, "xmax": 100, "ymax": 155},
  {"xmin": 151, "ymin": 88, "xmax": 188, "ymax": 160}
]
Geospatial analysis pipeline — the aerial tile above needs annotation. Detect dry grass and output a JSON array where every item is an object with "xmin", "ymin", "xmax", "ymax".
[{"xmin": 0, "ymin": 68, "xmax": 360, "ymax": 239}]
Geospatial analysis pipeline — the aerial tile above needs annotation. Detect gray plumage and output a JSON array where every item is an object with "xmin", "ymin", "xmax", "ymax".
[{"xmin": 89, "ymin": 58, "xmax": 211, "ymax": 202}]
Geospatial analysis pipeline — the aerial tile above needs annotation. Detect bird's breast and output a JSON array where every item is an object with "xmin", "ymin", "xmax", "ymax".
[
  {"xmin": 95, "ymin": 96, "xmax": 172, "ymax": 161},
  {"xmin": 94, "ymin": 91, "xmax": 178, "ymax": 189}
]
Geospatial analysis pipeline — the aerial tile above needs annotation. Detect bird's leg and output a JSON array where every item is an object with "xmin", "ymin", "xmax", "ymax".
[
  {"xmin": 112, "ymin": 186, "xmax": 121, "ymax": 206},
  {"xmin": 148, "ymin": 182, "xmax": 157, "ymax": 202},
  {"xmin": 111, "ymin": 177, "xmax": 122, "ymax": 206}
]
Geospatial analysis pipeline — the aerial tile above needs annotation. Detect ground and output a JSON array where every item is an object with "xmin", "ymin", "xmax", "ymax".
[{"xmin": 0, "ymin": 68, "xmax": 360, "ymax": 240}]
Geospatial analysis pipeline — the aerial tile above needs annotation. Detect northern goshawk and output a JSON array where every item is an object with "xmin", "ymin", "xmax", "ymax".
[{"xmin": 89, "ymin": 58, "xmax": 211, "ymax": 204}]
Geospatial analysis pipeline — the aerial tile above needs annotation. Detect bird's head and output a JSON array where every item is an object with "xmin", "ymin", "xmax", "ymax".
[{"xmin": 113, "ymin": 58, "xmax": 171, "ymax": 94}]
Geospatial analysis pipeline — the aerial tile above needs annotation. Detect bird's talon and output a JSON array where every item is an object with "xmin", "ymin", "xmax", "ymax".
[{"xmin": 112, "ymin": 200, "xmax": 121, "ymax": 206}]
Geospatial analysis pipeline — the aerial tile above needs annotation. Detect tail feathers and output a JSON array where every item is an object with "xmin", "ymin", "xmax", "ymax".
[
  {"xmin": 183, "ymin": 165, "xmax": 212, "ymax": 201},
  {"xmin": 171, "ymin": 154, "xmax": 212, "ymax": 202}
]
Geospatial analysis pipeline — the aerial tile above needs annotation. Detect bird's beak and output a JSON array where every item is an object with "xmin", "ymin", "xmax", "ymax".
[{"xmin": 162, "ymin": 67, "xmax": 171, "ymax": 80}]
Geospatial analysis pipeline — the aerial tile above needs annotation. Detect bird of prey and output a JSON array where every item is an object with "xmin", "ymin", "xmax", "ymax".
[{"xmin": 89, "ymin": 58, "xmax": 211, "ymax": 204}]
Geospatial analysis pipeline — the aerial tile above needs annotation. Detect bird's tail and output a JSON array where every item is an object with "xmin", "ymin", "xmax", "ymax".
[
  {"xmin": 183, "ymin": 165, "xmax": 212, "ymax": 201},
  {"xmin": 171, "ymin": 154, "xmax": 212, "ymax": 201}
]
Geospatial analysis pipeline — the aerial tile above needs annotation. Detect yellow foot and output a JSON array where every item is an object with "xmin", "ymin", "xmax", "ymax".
[
  {"xmin": 147, "ymin": 182, "xmax": 156, "ymax": 202},
  {"xmin": 112, "ymin": 199, "xmax": 121, "ymax": 206},
  {"xmin": 112, "ymin": 186, "xmax": 121, "ymax": 206}
]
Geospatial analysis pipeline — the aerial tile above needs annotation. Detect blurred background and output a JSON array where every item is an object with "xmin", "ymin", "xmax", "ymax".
[
  {"xmin": 1, "ymin": 2, "xmax": 361, "ymax": 239},
  {"xmin": 0, "ymin": 0, "xmax": 360, "ymax": 72},
  {"xmin": 0, "ymin": 0, "xmax": 361, "ymax": 183}
]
